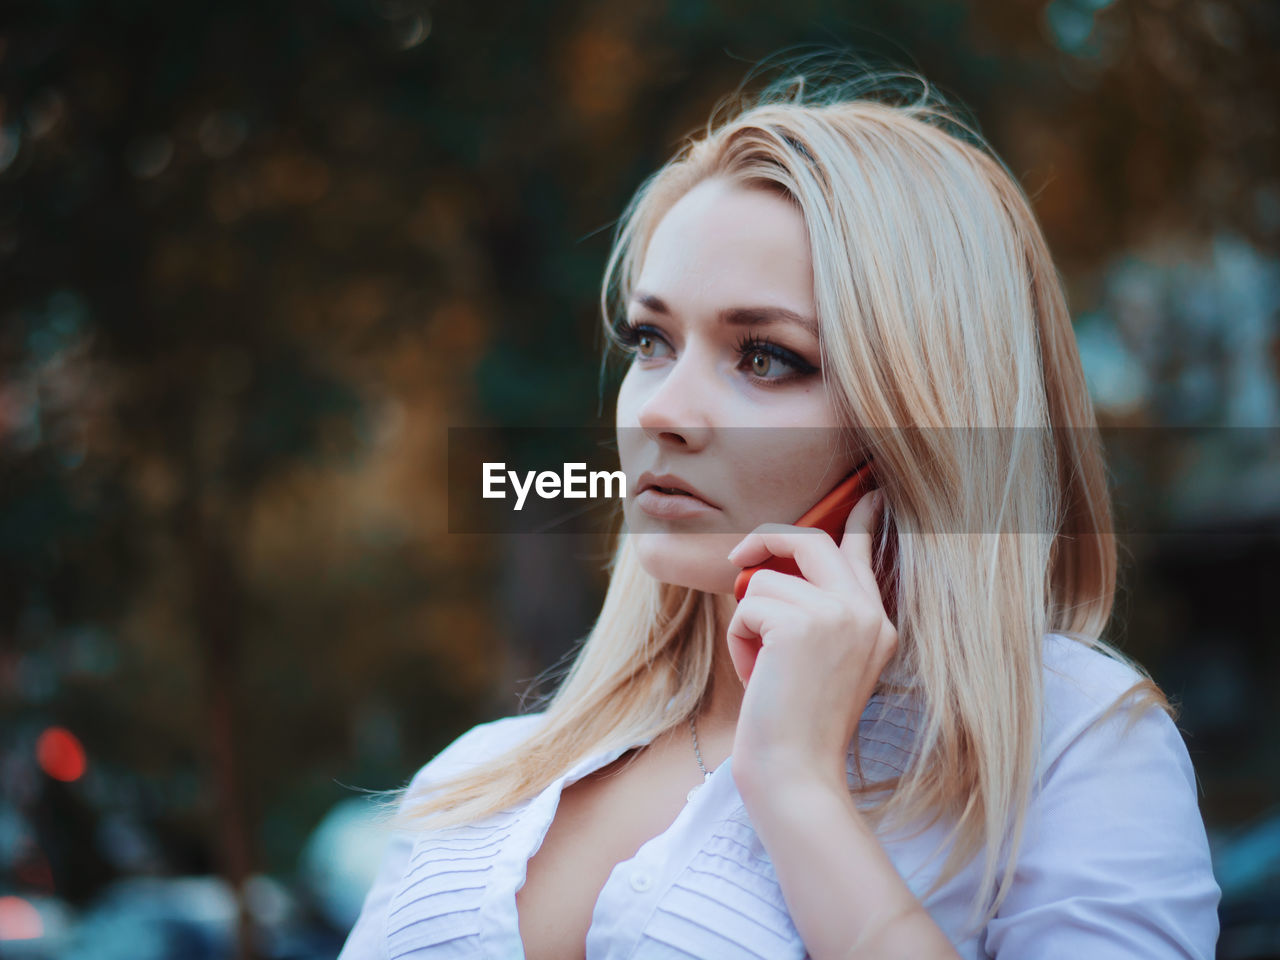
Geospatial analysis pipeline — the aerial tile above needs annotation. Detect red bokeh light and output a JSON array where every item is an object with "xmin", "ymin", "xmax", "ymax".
[{"xmin": 35, "ymin": 726, "xmax": 86, "ymax": 782}]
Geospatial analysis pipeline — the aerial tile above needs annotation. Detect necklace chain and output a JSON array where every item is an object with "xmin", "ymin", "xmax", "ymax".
[
  {"xmin": 686, "ymin": 715, "xmax": 712, "ymax": 804},
  {"xmin": 689, "ymin": 715, "xmax": 710, "ymax": 779}
]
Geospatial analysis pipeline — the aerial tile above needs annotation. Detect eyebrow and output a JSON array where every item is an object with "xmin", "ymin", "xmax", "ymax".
[{"xmin": 629, "ymin": 291, "xmax": 819, "ymax": 339}]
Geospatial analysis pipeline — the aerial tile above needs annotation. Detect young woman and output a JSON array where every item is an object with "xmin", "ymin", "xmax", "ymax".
[{"xmin": 339, "ymin": 69, "xmax": 1221, "ymax": 959}]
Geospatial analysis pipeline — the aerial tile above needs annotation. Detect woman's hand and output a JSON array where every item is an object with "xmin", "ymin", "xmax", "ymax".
[{"xmin": 725, "ymin": 487, "xmax": 897, "ymax": 798}]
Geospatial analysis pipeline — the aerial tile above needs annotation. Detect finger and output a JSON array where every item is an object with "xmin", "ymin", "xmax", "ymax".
[
  {"xmin": 726, "ymin": 596, "xmax": 794, "ymax": 687},
  {"xmin": 739, "ymin": 566, "xmax": 825, "ymax": 605},
  {"xmin": 728, "ymin": 522, "xmax": 819, "ymax": 566},
  {"xmin": 725, "ymin": 626, "xmax": 759, "ymax": 688},
  {"xmin": 839, "ymin": 488, "xmax": 883, "ymax": 573},
  {"xmin": 728, "ymin": 524, "xmax": 851, "ymax": 592}
]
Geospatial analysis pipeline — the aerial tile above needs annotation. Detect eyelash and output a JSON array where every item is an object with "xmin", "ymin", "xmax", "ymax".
[{"xmin": 613, "ymin": 320, "xmax": 820, "ymax": 385}]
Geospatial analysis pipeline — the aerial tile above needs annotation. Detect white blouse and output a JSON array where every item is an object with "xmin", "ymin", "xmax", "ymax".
[{"xmin": 339, "ymin": 633, "xmax": 1221, "ymax": 959}]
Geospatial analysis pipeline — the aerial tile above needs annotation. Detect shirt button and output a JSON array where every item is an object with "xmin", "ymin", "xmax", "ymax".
[{"xmin": 629, "ymin": 869, "xmax": 653, "ymax": 893}]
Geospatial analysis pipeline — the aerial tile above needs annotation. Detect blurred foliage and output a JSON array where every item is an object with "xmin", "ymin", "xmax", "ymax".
[{"xmin": 0, "ymin": 0, "xmax": 1277, "ymax": 950}]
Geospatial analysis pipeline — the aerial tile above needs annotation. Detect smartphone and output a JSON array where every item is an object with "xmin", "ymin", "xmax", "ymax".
[{"xmin": 732, "ymin": 458, "xmax": 877, "ymax": 602}]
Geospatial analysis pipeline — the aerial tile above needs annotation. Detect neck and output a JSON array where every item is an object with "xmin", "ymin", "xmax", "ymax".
[{"xmin": 695, "ymin": 592, "xmax": 746, "ymax": 737}]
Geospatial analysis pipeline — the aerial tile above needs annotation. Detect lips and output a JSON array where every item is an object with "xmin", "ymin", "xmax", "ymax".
[
  {"xmin": 634, "ymin": 488, "xmax": 719, "ymax": 520},
  {"xmin": 634, "ymin": 471, "xmax": 720, "ymax": 508}
]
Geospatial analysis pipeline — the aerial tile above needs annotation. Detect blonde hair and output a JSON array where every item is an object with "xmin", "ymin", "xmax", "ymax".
[{"xmin": 376, "ymin": 58, "xmax": 1172, "ymax": 938}]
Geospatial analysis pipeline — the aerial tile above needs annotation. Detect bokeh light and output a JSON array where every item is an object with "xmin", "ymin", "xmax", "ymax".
[
  {"xmin": 0, "ymin": 896, "xmax": 43, "ymax": 940},
  {"xmin": 35, "ymin": 727, "xmax": 86, "ymax": 783}
]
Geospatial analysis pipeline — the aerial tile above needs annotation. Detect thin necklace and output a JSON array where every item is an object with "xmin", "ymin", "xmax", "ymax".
[{"xmin": 687, "ymin": 715, "xmax": 712, "ymax": 803}]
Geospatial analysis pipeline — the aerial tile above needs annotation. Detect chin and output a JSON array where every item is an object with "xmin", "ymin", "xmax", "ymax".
[{"xmin": 631, "ymin": 534, "xmax": 737, "ymax": 595}]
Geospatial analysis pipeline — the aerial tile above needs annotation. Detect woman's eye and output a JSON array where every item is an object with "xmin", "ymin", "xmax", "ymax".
[
  {"xmin": 619, "ymin": 322, "xmax": 671, "ymax": 360},
  {"xmin": 637, "ymin": 333, "xmax": 659, "ymax": 358},
  {"xmin": 736, "ymin": 337, "xmax": 817, "ymax": 382},
  {"xmin": 747, "ymin": 349, "xmax": 775, "ymax": 377}
]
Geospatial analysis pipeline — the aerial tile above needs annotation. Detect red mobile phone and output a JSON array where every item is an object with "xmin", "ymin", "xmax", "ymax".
[{"xmin": 732, "ymin": 458, "xmax": 877, "ymax": 602}]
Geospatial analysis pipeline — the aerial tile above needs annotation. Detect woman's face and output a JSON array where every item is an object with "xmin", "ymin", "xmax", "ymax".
[{"xmin": 616, "ymin": 177, "xmax": 857, "ymax": 595}]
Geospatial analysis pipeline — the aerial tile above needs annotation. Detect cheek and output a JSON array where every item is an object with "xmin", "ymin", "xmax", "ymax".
[
  {"xmin": 615, "ymin": 385, "xmax": 639, "ymax": 468},
  {"xmin": 616, "ymin": 369, "xmax": 656, "ymax": 478},
  {"xmin": 615, "ymin": 366, "xmax": 642, "ymax": 427},
  {"xmin": 724, "ymin": 426, "xmax": 854, "ymax": 524}
]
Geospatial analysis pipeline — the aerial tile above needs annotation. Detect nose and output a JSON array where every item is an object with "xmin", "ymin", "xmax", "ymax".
[{"xmin": 634, "ymin": 348, "xmax": 714, "ymax": 451}]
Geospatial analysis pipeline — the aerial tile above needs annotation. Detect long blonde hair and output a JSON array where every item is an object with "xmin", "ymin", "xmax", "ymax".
[{"xmin": 377, "ymin": 62, "xmax": 1171, "ymax": 937}]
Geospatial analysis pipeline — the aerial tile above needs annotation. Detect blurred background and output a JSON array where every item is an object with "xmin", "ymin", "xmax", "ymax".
[{"xmin": 1, "ymin": 1, "xmax": 1277, "ymax": 957}]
